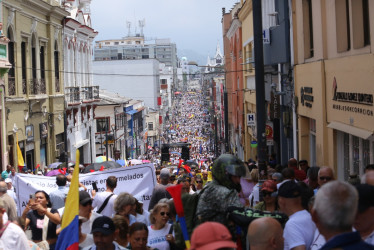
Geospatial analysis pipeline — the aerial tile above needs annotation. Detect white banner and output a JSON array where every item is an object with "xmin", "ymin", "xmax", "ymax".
[{"xmin": 14, "ymin": 164, "xmax": 157, "ymax": 216}]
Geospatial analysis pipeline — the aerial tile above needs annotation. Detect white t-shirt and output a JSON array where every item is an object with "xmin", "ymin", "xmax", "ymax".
[
  {"xmin": 310, "ymin": 228, "xmax": 326, "ymax": 250},
  {"xmin": 81, "ymin": 212, "xmax": 102, "ymax": 234},
  {"xmin": 147, "ymin": 224, "xmax": 172, "ymax": 250},
  {"xmin": 0, "ymin": 222, "xmax": 30, "ymax": 250},
  {"xmin": 92, "ymin": 191, "xmax": 117, "ymax": 217},
  {"xmin": 249, "ymin": 183, "xmax": 260, "ymax": 207},
  {"xmin": 283, "ymin": 209, "xmax": 316, "ymax": 250}
]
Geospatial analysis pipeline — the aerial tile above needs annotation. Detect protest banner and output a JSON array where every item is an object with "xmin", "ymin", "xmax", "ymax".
[{"xmin": 15, "ymin": 164, "xmax": 156, "ymax": 216}]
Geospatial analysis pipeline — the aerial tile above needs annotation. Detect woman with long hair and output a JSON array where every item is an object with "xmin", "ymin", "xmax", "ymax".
[{"xmin": 22, "ymin": 190, "xmax": 61, "ymax": 250}]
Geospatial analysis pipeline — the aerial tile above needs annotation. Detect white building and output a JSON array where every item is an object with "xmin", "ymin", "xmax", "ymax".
[
  {"xmin": 92, "ymin": 59, "xmax": 160, "ymax": 110},
  {"xmin": 63, "ymin": 0, "xmax": 98, "ymax": 164},
  {"xmin": 205, "ymin": 43, "xmax": 224, "ymax": 73},
  {"xmin": 94, "ymin": 90, "xmax": 130, "ymax": 160}
]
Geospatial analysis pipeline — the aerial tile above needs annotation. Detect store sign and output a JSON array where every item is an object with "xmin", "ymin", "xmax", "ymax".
[
  {"xmin": 270, "ymin": 92, "xmax": 280, "ymax": 119},
  {"xmin": 332, "ymin": 77, "xmax": 374, "ymax": 116},
  {"xmin": 332, "ymin": 77, "xmax": 373, "ymax": 106},
  {"xmin": 26, "ymin": 125, "xmax": 34, "ymax": 142},
  {"xmin": 301, "ymin": 87, "xmax": 314, "ymax": 108},
  {"xmin": 263, "ymin": 29, "xmax": 270, "ymax": 44},
  {"xmin": 39, "ymin": 123, "xmax": 48, "ymax": 139},
  {"xmin": 266, "ymin": 122, "xmax": 274, "ymax": 146},
  {"xmin": 247, "ymin": 113, "xmax": 256, "ymax": 126}
]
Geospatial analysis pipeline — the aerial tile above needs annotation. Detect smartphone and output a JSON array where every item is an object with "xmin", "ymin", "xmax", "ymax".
[
  {"xmin": 29, "ymin": 194, "xmax": 35, "ymax": 203},
  {"xmin": 92, "ymin": 182, "xmax": 98, "ymax": 192}
]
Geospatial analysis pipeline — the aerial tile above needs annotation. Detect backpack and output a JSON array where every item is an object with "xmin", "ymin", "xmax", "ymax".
[{"xmin": 173, "ymin": 190, "xmax": 204, "ymax": 249}]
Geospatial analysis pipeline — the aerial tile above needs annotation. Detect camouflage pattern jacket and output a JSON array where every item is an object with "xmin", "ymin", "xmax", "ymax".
[{"xmin": 196, "ymin": 180, "xmax": 244, "ymax": 226}]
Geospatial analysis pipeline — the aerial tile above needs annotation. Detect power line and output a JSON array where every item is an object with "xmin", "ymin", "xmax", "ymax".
[{"xmin": 8, "ymin": 64, "xmax": 252, "ymax": 78}]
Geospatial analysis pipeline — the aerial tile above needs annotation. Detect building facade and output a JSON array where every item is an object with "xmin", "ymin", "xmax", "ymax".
[
  {"xmin": 63, "ymin": 0, "xmax": 98, "ymax": 164},
  {"xmin": 3, "ymin": 0, "xmax": 68, "ymax": 170},
  {"xmin": 293, "ymin": 0, "xmax": 374, "ymax": 179}
]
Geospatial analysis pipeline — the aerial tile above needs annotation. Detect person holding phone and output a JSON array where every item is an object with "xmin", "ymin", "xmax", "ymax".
[
  {"xmin": 92, "ymin": 176, "xmax": 118, "ymax": 217},
  {"xmin": 22, "ymin": 190, "xmax": 61, "ymax": 250}
]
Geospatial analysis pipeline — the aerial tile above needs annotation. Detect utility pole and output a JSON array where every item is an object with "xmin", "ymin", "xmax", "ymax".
[{"xmin": 253, "ymin": 0, "xmax": 267, "ymax": 178}]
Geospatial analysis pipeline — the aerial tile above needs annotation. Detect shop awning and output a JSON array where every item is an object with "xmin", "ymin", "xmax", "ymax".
[
  {"xmin": 126, "ymin": 110, "xmax": 138, "ymax": 115},
  {"xmin": 327, "ymin": 121, "xmax": 373, "ymax": 140}
]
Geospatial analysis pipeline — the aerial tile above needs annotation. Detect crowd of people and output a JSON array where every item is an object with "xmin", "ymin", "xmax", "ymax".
[{"xmin": 0, "ymin": 89, "xmax": 373, "ymax": 250}]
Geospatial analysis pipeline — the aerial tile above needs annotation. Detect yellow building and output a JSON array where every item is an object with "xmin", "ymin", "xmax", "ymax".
[
  {"xmin": 3, "ymin": 0, "xmax": 68, "ymax": 170},
  {"xmin": 293, "ymin": 0, "xmax": 374, "ymax": 179},
  {"xmin": 238, "ymin": 0, "xmax": 257, "ymax": 161}
]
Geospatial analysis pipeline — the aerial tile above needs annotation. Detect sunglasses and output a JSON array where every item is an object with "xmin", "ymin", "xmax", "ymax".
[
  {"xmin": 196, "ymin": 181, "xmax": 203, "ymax": 184},
  {"xmin": 160, "ymin": 212, "xmax": 170, "ymax": 217},
  {"xmin": 261, "ymin": 191, "xmax": 274, "ymax": 197},
  {"xmin": 319, "ymin": 176, "xmax": 332, "ymax": 181}
]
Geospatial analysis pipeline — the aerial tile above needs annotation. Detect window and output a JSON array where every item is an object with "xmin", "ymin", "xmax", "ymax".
[
  {"xmin": 148, "ymin": 122, "xmax": 153, "ymax": 131},
  {"xmin": 303, "ymin": 0, "xmax": 314, "ymax": 58},
  {"xmin": 351, "ymin": 0, "xmax": 371, "ymax": 48},
  {"xmin": 96, "ymin": 118, "xmax": 109, "ymax": 133},
  {"xmin": 336, "ymin": 0, "xmax": 351, "ymax": 52},
  {"xmin": 115, "ymin": 113, "xmax": 125, "ymax": 129},
  {"xmin": 114, "ymin": 42, "xmax": 119, "ymax": 45}
]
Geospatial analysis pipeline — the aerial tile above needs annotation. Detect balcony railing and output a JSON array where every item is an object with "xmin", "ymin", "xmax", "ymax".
[
  {"xmin": 55, "ymin": 78, "xmax": 60, "ymax": 93},
  {"xmin": 65, "ymin": 86, "xmax": 80, "ymax": 103},
  {"xmin": 29, "ymin": 78, "xmax": 46, "ymax": 95},
  {"xmin": 93, "ymin": 85, "xmax": 99, "ymax": 99},
  {"xmin": 8, "ymin": 77, "xmax": 15, "ymax": 96},
  {"xmin": 82, "ymin": 86, "xmax": 93, "ymax": 100}
]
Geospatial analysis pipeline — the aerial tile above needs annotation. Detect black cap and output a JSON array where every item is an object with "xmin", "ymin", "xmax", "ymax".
[
  {"xmin": 91, "ymin": 216, "xmax": 115, "ymax": 235},
  {"xmin": 79, "ymin": 191, "xmax": 92, "ymax": 205},
  {"xmin": 278, "ymin": 181, "xmax": 301, "ymax": 198},
  {"xmin": 356, "ymin": 184, "xmax": 374, "ymax": 213}
]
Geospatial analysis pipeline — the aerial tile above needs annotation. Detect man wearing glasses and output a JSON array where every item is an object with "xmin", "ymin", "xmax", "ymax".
[{"xmin": 317, "ymin": 167, "xmax": 335, "ymax": 191}]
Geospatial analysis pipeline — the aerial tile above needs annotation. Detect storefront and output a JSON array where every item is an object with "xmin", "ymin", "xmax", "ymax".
[{"xmin": 295, "ymin": 55, "xmax": 374, "ymax": 180}]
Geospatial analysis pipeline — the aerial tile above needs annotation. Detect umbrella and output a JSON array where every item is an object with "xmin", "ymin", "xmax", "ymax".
[
  {"xmin": 45, "ymin": 169, "xmax": 62, "ymax": 176},
  {"xmin": 170, "ymin": 151, "xmax": 181, "ymax": 155},
  {"xmin": 116, "ymin": 159, "xmax": 126, "ymax": 166},
  {"xmin": 95, "ymin": 156, "xmax": 114, "ymax": 163},
  {"xmin": 83, "ymin": 161, "xmax": 122, "ymax": 173},
  {"xmin": 60, "ymin": 161, "xmax": 76, "ymax": 168},
  {"xmin": 185, "ymin": 160, "xmax": 198, "ymax": 168},
  {"xmin": 48, "ymin": 162, "xmax": 62, "ymax": 169}
]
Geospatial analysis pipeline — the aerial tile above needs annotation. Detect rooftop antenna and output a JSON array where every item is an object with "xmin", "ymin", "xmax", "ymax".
[
  {"xmin": 139, "ymin": 19, "xmax": 145, "ymax": 36},
  {"xmin": 126, "ymin": 21, "xmax": 131, "ymax": 37}
]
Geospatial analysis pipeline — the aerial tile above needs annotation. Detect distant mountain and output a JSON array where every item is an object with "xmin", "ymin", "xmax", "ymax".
[{"xmin": 177, "ymin": 48, "xmax": 207, "ymax": 66}]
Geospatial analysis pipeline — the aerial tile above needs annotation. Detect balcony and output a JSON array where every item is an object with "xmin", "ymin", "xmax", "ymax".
[
  {"xmin": 82, "ymin": 86, "xmax": 93, "ymax": 100},
  {"xmin": 29, "ymin": 78, "xmax": 46, "ymax": 95},
  {"xmin": 65, "ymin": 86, "xmax": 80, "ymax": 103},
  {"xmin": 8, "ymin": 77, "xmax": 15, "ymax": 96}
]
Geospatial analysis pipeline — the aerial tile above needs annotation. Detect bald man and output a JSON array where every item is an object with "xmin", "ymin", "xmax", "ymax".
[{"xmin": 247, "ymin": 217, "xmax": 284, "ymax": 250}]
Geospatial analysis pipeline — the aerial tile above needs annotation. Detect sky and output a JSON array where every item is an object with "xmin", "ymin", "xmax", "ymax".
[{"xmin": 90, "ymin": 0, "xmax": 239, "ymax": 64}]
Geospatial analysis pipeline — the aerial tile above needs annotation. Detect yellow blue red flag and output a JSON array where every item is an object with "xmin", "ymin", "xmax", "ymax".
[{"xmin": 55, "ymin": 150, "xmax": 80, "ymax": 250}]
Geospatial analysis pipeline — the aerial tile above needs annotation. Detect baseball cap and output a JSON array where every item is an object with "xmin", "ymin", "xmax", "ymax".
[
  {"xmin": 190, "ymin": 222, "xmax": 236, "ymax": 250},
  {"xmin": 160, "ymin": 168, "xmax": 170, "ymax": 180},
  {"xmin": 261, "ymin": 180, "xmax": 277, "ymax": 192},
  {"xmin": 356, "ymin": 184, "xmax": 374, "ymax": 213},
  {"xmin": 79, "ymin": 191, "xmax": 92, "ymax": 205},
  {"xmin": 91, "ymin": 216, "xmax": 115, "ymax": 235},
  {"xmin": 278, "ymin": 180, "xmax": 301, "ymax": 198},
  {"xmin": 4, "ymin": 178, "xmax": 11, "ymax": 183}
]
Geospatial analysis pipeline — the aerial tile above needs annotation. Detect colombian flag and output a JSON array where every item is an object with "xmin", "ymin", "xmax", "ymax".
[
  {"xmin": 55, "ymin": 150, "xmax": 80, "ymax": 250},
  {"xmin": 16, "ymin": 133, "xmax": 25, "ymax": 171}
]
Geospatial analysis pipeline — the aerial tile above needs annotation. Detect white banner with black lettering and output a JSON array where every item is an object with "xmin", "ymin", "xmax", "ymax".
[{"xmin": 14, "ymin": 164, "xmax": 157, "ymax": 216}]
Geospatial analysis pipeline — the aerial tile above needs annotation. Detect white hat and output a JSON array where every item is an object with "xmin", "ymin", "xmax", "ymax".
[{"xmin": 4, "ymin": 178, "xmax": 11, "ymax": 183}]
